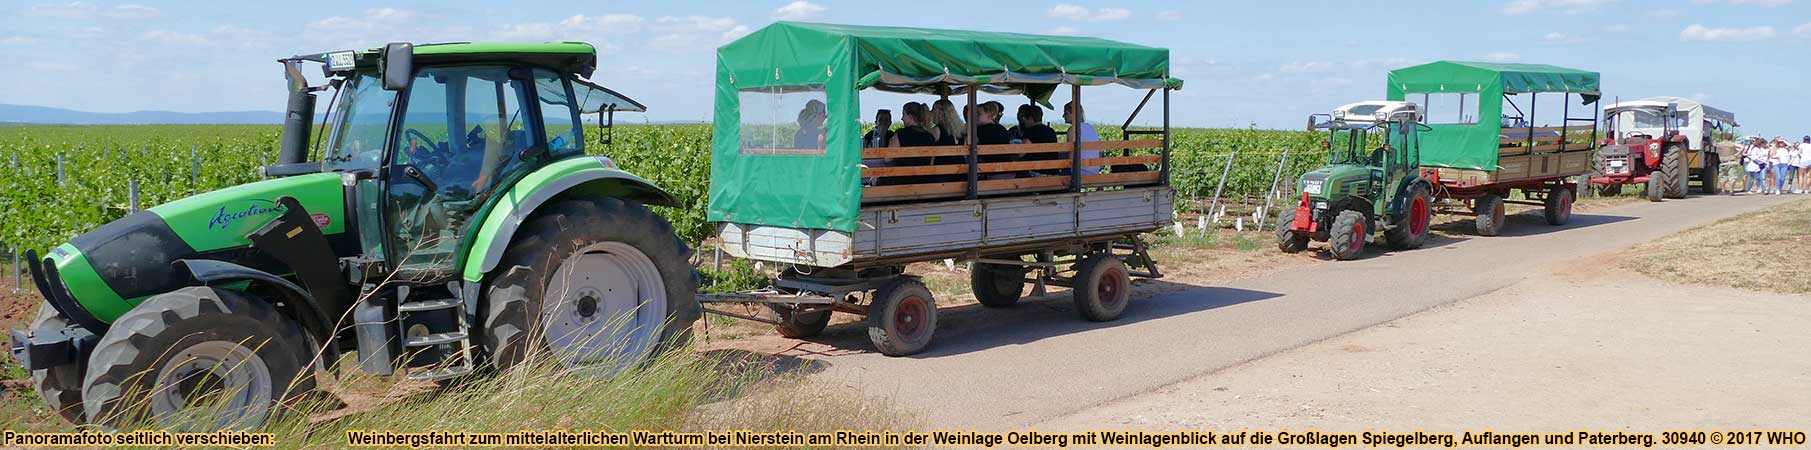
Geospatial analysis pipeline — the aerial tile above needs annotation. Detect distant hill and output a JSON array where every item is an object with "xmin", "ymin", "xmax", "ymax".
[{"xmin": 0, "ymin": 103, "xmax": 285, "ymax": 125}]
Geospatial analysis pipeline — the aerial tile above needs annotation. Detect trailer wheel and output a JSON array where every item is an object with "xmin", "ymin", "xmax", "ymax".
[
  {"xmin": 1661, "ymin": 145, "xmax": 1687, "ymax": 199},
  {"xmin": 28, "ymin": 302, "xmax": 86, "ymax": 424},
  {"xmin": 1697, "ymin": 154, "xmax": 1720, "ymax": 194},
  {"xmin": 1384, "ymin": 184, "xmax": 1432, "ymax": 250},
  {"xmin": 1596, "ymin": 184, "xmax": 1623, "ymax": 197},
  {"xmin": 867, "ymin": 278, "xmax": 936, "ymax": 356},
  {"xmin": 81, "ymin": 287, "xmax": 316, "ymax": 429},
  {"xmin": 482, "ymin": 198, "xmax": 699, "ymax": 373},
  {"xmin": 970, "ymin": 261, "xmax": 1027, "ymax": 308},
  {"xmin": 1472, "ymin": 195, "xmax": 1506, "ymax": 237},
  {"xmin": 1542, "ymin": 186, "xmax": 1573, "ymax": 226},
  {"xmin": 1275, "ymin": 207, "xmax": 1310, "ymax": 253},
  {"xmin": 767, "ymin": 304, "xmax": 832, "ymax": 338},
  {"xmin": 1073, "ymin": 254, "xmax": 1132, "ymax": 322},
  {"xmin": 1327, "ymin": 210, "xmax": 1369, "ymax": 260},
  {"xmin": 1645, "ymin": 174, "xmax": 1663, "ymax": 202}
]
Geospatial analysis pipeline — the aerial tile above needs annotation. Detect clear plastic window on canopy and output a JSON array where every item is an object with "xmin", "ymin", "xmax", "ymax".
[
  {"xmin": 738, "ymin": 85, "xmax": 828, "ymax": 156},
  {"xmin": 1418, "ymin": 93, "xmax": 1479, "ymax": 125}
]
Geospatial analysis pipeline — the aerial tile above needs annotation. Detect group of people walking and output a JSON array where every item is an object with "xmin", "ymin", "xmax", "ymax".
[{"xmin": 1739, "ymin": 136, "xmax": 1811, "ymax": 195}]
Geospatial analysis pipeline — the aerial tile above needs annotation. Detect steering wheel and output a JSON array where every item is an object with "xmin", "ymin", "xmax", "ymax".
[{"xmin": 403, "ymin": 128, "xmax": 449, "ymax": 167}]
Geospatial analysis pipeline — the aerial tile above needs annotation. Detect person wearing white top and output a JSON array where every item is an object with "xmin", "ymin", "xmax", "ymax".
[
  {"xmin": 1742, "ymin": 138, "xmax": 1768, "ymax": 194},
  {"xmin": 1063, "ymin": 102, "xmax": 1103, "ymax": 175},
  {"xmin": 1768, "ymin": 139, "xmax": 1793, "ymax": 194},
  {"xmin": 1795, "ymin": 136, "xmax": 1811, "ymax": 193}
]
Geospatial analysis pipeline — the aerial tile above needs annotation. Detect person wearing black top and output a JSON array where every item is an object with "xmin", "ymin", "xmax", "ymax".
[
  {"xmin": 793, "ymin": 99, "xmax": 825, "ymax": 150},
  {"xmin": 863, "ymin": 109, "xmax": 894, "ymax": 148},
  {"xmin": 1009, "ymin": 104, "xmax": 1059, "ymax": 144},
  {"xmin": 880, "ymin": 102, "xmax": 950, "ymax": 185},
  {"xmin": 972, "ymin": 102, "xmax": 1016, "ymax": 174}
]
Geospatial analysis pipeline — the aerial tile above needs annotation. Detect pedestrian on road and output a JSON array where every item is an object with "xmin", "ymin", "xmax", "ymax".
[
  {"xmin": 1742, "ymin": 136, "xmax": 1767, "ymax": 194},
  {"xmin": 1796, "ymin": 136, "xmax": 1811, "ymax": 194},
  {"xmin": 1770, "ymin": 137, "xmax": 1793, "ymax": 195}
]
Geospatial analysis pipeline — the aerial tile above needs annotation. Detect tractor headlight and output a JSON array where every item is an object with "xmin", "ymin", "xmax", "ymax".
[
  {"xmin": 1315, "ymin": 201, "xmax": 1329, "ymax": 210},
  {"xmin": 1647, "ymin": 142, "xmax": 1660, "ymax": 152},
  {"xmin": 1302, "ymin": 180, "xmax": 1324, "ymax": 195}
]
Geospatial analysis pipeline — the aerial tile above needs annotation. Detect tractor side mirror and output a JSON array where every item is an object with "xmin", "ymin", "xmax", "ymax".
[
  {"xmin": 381, "ymin": 42, "xmax": 413, "ymax": 91},
  {"xmin": 596, "ymin": 107, "xmax": 616, "ymax": 146}
]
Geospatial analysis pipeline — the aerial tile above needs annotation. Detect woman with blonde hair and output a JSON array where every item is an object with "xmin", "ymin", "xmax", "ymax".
[{"xmin": 930, "ymin": 98, "xmax": 965, "ymax": 146}]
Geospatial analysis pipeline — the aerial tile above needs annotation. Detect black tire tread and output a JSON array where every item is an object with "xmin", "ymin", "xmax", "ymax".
[
  {"xmin": 866, "ymin": 278, "xmax": 936, "ymax": 356},
  {"xmin": 1384, "ymin": 185, "xmax": 1432, "ymax": 250},
  {"xmin": 1072, "ymin": 255, "xmax": 1131, "ymax": 322},
  {"xmin": 1328, "ymin": 210, "xmax": 1368, "ymax": 260}
]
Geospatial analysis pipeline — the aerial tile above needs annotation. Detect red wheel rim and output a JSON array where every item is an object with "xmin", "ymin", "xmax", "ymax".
[
  {"xmin": 1348, "ymin": 222, "xmax": 1365, "ymax": 254},
  {"xmin": 1492, "ymin": 201, "xmax": 1505, "ymax": 223},
  {"xmin": 1099, "ymin": 268, "xmax": 1126, "ymax": 307},
  {"xmin": 894, "ymin": 295, "xmax": 927, "ymax": 338},
  {"xmin": 1560, "ymin": 192, "xmax": 1572, "ymax": 215},
  {"xmin": 1409, "ymin": 197, "xmax": 1429, "ymax": 235}
]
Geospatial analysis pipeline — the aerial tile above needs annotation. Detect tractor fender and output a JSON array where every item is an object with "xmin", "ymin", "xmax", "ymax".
[
  {"xmin": 1386, "ymin": 176, "xmax": 1431, "ymax": 218},
  {"xmin": 460, "ymin": 156, "xmax": 679, "ymax": 287},
  {"xmin": 173, "ymin": 258, "xmax": 337, "ymax": 360}
]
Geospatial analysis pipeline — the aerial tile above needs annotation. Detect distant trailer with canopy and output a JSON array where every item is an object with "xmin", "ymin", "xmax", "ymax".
[
  {"xmin": 701, "ymin": 22, "xmax": 1181, "ymax": 356},
  {"xmin": 1386, "ymin": 61, "xmax": 1601, "ymax": 236}
]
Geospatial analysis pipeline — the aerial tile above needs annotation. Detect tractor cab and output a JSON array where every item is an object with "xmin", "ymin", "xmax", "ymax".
[{"xmin": 1280, "ymin": 101, "xmax": 1433, "ymax": 260}]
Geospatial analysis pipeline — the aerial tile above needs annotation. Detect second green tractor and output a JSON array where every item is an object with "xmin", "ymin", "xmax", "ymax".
[{"xmin": 1277, "ymin": 101, "xmax": 1434, "ymax": 260}]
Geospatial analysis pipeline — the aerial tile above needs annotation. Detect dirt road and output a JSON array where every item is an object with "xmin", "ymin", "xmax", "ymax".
[{"xmin": 727, "ymin": 194, "xmax": 1803, "ymax": 429}]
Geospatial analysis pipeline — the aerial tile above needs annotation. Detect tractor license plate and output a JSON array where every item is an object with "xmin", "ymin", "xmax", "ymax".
[{"xmin": 1609, "ymin": 160, "xmax": 1624, "ymax": 168}]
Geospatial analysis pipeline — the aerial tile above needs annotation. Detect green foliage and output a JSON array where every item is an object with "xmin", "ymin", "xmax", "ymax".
[
  {"xmin": 699, "ymin": 258, "xmax": 768, "ymax": 293},
  {"xmin": 0, "ymin": 123, "xmax": 1331, "ymax": 252}
]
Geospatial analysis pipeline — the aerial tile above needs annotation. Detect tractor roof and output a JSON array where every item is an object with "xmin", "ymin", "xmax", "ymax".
[{"xmin": 300, "ymin": 42, "xmax": 599, "ymax": 78}]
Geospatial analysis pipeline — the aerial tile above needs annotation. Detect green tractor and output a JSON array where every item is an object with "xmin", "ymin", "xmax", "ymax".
[
  {"xmin": 8, "ymin": 42, "xmax": 698, "ymax": 428},
  {"xmin": 1276, "ymin": 101, "xmax": 1435, "ymax": 260}
]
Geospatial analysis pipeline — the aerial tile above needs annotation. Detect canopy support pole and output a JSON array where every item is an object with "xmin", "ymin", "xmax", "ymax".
[
  {"xmin": 1161, "ymin": 87, "xmax": 1171, "ymax": 185},
  {"xmin": 1526, "ymin": 93, "xmax": 1536, "ymax": 149},
  {"xmin": 1561, "ymin": 93, "xmax": 1570, "ymax": 152},
  {"xmin": 966, "ymin": 87, "xmax": 979, "ymax": 200},
  {"xmin": 1070, "ymin": 83, "xmax": 1083, "ymax": 192}
]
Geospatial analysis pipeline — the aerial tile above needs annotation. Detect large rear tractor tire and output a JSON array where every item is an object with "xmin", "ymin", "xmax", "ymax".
[
  {"xmin": 1384, "ymin": 184, "xmax": 1433, "ymax": 250},
  {"xmin": 81, "ymin": 287, "xmax": 318, "ymax": 430},
  {"xmin": 28, "ymin": 302, "xmax": 87, "ymax": 424},
  {"xmin": 1698, "ymin": 154, "xmax": 1720, "ymax": 195},
  {"xmin": 1327, "ymin": 210, "xmax": 1369, "ymax": 260},
  {"xmin": 481, "ymin": 197, "xmax": 699, "ymax": 373},
  {"xmin": 1542, "ymin": 186, "xmax": 1574, "ymax": 226},
  {"xmin": 1072, "ymin": 254, "xmax": 1132, "ymax": 322},
  {"xmin": 1275, "ymin": 207, "xmax": 1310, "ymax": 253},
  {"xmin": 767, "ymin": 304, "xmax": 832, "ymax": 338},
  {"xmin": 867, "ymin": 278, "xmax": 937, "ymax": 356},
  {"xmin": 1472, "ymin": 194, "xmax": 1506, "ymax": 237},
  {"xmin": 1661, "ymin": 145, "xmax": 1687, "ymax": 199},
  {"xmin": 1645, "ymin": 174, "xmax": 1664, "ymax": 202},
  {"xmin": 970, "ymin": 260, "xmax": 1028, "ymax": 308}
]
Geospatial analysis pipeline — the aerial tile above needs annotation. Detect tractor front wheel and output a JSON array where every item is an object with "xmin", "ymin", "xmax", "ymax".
[
  {"xmin": 81, "ymin": 287, "xmax": 317, "ymax": 429},
  {"xmin": 481, "ymin": 197, "xmax": 699, "ymax": 373},
  {"xmin": 1385, "ymin": 184, "xmax": 1432, "ymax": 250},
  {"xmin": 1543, "ymin": 186, "xmax": 1574, "ymax": 226},
  {"xmin": 1275, "ymin": 207, "xmax": 1310, "ymax": 253},
  {"xmin": 29, "ymin": 302, "xmax": 87, "ymax": 424},
  {"xmin": 1645, "ymin": 174, "xmax": 1664, "ymax": 202},
  {"xmin": 1327, "ymin": 210, "xmax": 1369, "ymax": 260},
  {"xmin": 1472, "ymin": 194, "xmax": 1506, "ymax": 236}
]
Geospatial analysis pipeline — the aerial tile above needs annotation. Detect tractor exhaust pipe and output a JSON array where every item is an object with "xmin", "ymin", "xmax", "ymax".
[{"xmin": 278, "ymin": 59, "xmax": 316, "ymax": 165}]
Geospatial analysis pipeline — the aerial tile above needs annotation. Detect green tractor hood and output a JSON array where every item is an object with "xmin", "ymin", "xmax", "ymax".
[
  {"xmin": 35, "ymin": 173, "xmax": 347, "ymax": 324},
  {"xmin": 1299, "ymin": 164, "xmax": 1374, "ymax": 202}
]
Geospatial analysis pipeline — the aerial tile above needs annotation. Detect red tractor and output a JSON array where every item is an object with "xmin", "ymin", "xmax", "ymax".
[{"xmin": 1590, "ymin": 97, "xmax": 1734, "ymax": 200}]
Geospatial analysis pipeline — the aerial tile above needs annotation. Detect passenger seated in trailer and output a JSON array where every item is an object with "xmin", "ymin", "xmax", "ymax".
[
  {"xmin": 794, "ymin": 99, "xmax": 826, "ymax": 149},
  {"xmin": 879, "ymin": 102, "xmax": 952, "ymax": 186},
  {"xmin": 1064, "ymin": 101, "xmax": 1104, "ymax": 175},
  {"xmin": 931, "ymin": 99, "xmax": 963, "ymax": 146},
  {"xmin": 974, "ymin": 101, "xmax": 1012, "ymax": 146},
  {"xmin": 1009, "ymin": 104, "xmax": 1059, "ymax": 144},
  {"xmin": 863, "ymin": 109, "xmax": 895, "ymax": 148}
]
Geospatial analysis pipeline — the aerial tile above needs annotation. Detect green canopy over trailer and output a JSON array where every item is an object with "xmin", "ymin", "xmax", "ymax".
[
  {"xmin": 1385, "ymin": 61, "xmax": 1600, "ymax": 171},
  {"xmin": 708, "ymin": 21, "xmax": 1183, "ymax": 233}
]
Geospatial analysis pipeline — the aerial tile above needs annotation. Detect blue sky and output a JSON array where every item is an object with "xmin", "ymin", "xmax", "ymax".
[{"xmin": 0, "ymin": 0, "xmax": 1805, "ymax": 135}]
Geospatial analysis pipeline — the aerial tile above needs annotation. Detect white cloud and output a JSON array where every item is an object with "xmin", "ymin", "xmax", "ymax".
[
  {"xmin": 1048, "ymin": 26, "xmax": 1082, "ymax": 36},
  {"xmin": 772, "ymin": 1, "xmax": 827, "ymax": 20},
  {"xmin": 1501, "ymin": 0, "xmax": 1615, "ymax": 15},
  {"xmin": 141, "ymin": 30, "xmax": 206, "ymax": 45},
  {"xmin": 1679, "ymin": 24, "xmax": 1775, "ymax": 41},
  {"xmin": 1278, "ymin": 61, "xmax": 1332, "ymax": 73},
  {"xmin": 1155, "ymin": 10, "xmax": 1184, "ymax": 22},
  {"xmin": 1603, "ymin": 23, "xmax": 1632, "ymax": 33},
  {"xmin": 1484, "ymin": 52, "xmax": 1522, "ymax": 62},
  {"xmin": 1047, "ymin": 4, "xmax": 1132, "ymax": 21},
  {"xmin": 1542, "ymin": 31, "xmax": 1593, "ymax": 44},
  {"xmin": 648, "ymin": 16, "xmax": 749, "ymax": 49},
  {"xmin": 104, "ymin": 4, "xmax": 159, "ymax": 19},
  {"xmin": 562, "ymin": 14, "xmax": 645, "ymax": 32},
  {"xmin": 311, "ymin": 8, "xmax": 420, "ymax": 31},
  {"xmin": 27, "ymin": 1, "xmax": 96, "ymax": 18},
  {"xmin": 1795, "ymin": 22, "xmax": 1811, "ymax": 36}
]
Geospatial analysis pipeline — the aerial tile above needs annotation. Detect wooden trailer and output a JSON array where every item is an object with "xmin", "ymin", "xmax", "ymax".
[
  {"xmin": 702, "ymin": 22, "xmax": 1181, "ymax": 356},
  {"xmin": 1386, "ymin": 61, "xmax": 1601, "ymax": 235}
]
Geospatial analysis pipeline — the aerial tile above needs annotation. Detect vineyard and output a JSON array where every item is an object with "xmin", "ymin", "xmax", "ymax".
[{"xmin": 0, "ymin": 124, "xmax": 1323, "ymax": 253}]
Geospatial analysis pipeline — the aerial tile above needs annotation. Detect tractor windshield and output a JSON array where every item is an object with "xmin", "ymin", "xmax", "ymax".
[
  {"xmin": 324, "ymin": 73, "xmax": 395, "ymax": 172},
  {"xmin": 1326, "ymin": 125, "xmax": 1382, "ymax": 166}
]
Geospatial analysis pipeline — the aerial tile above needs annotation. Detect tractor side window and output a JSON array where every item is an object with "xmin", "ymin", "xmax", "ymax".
[
  {"xmin": 324, "ymin": 73, "xmax": 392, "ymax": 172},
  {"xmin": 738, "ymin": 85, "xmax": 828, "ymax": 155},
  {"xmin": 534, "ymin": 69, "xmax": 583, "ymax": 158},
  {"xmin": 386, "ymin": 65, "xmax": 529, "ymax": 276}
]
